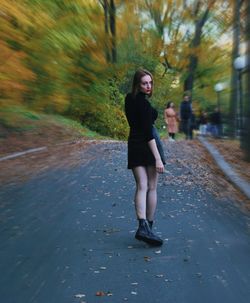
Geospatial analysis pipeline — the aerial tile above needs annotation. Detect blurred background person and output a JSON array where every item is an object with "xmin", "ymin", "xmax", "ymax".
[
  {"xmin": 164, "ymin": 101, "xmax": 178, "ymax": 141},
  {"xmin": 210, "ymin": 107, "xmax": 222, "ymax": 138},
  {"xmin": 198, "ymin": 110, "xmax": 208, "ymax": 136},
  {"xmin": 189, "ymin": 109, "xmax": 198, "ymax": 140},
  {"xmin": 180, "ymin": 94, "xmax": 192, "ymax": 139}
]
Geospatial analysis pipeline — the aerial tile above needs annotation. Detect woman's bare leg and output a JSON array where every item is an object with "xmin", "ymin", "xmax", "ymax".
[
  {"xmin": 146, "ymin": 166, "xmax": 158, "ymax": 222},
  {"xmin": 132, "ymin": 166, "xmax": 148, "ymax": 219},
  {"xmin": 132, "ymin": 166, "xmax": 162, "ymax": 246}
]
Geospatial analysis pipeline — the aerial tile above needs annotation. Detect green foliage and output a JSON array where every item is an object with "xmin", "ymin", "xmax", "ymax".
[
  {"xmin": 0, "ymin": 105, "xmax": 40, "ymax": 131},
  {"xmin": 0, "ymin": 104, "xmax": 106, "ymax": 139},
  {"xmin": 81, "ymin": 103, "xmax": 129, "ymax": 140},
  {"xmin": 0, "ymin": 0, "xmax": 237, "ymax": 140}
]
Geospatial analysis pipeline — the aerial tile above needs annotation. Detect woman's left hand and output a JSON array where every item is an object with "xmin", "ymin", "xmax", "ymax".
[{"xmin": 156, "ymin": 159, "xmax": 164, "ymax": 174}]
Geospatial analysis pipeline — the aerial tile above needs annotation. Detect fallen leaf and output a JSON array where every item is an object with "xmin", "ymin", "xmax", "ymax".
[
  {"xmin": 96, "ymin": 291, "xmax": 106, "ymax": 296},
  {"xmin": 156, "ymin": 274, "xmax": 164, "ymax": 278},
  {"xmin": 74, "ymin": 294, "xmax": 85, "ymax": 298}
]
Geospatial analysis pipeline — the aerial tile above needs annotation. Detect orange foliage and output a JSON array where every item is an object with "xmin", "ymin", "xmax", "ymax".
[
  {"xmin": 0, "ymin": 0, "xmax": 35, "ymax": 103},
  {"xmin": 0, "ymin": 41, "xmax": 34, "ymax": 101}
]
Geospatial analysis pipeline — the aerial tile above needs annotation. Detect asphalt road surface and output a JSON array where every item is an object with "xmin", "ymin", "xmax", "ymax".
[{"xmin": 0, "ymin": 141, "xmax": 250, "ymax": 303}]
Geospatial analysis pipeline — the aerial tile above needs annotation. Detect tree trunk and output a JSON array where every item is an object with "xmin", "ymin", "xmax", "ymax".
[
  {"xmin": 183, "ymin": 4, "xmax": 211, "ymax": 97},
  {"xmin": 229, "ymin": 0, "xmax": 241, "ymax": 137},
  {"xmin": 109, "ymin": 0, "xmax": 116, "ymax": 63},
  {"xmin": 241, "ymin": 0, "xmax": 250, "ymax": 161},
  {"xmin": 183, "ymin": 54, "xmax": 198, "ymax": 95},
  {"xmin": 103, "ymin": 0, "xmax": 111, "ymax": 63}
]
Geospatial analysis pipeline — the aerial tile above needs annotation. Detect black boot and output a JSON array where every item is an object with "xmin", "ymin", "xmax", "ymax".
[
  {"xmin": 135, "ymin": 219, "xmax": 163, "ymax": 246},
  {"xmin": 148, "ymin": 220, "xmax": 153, "ymax": 229}
]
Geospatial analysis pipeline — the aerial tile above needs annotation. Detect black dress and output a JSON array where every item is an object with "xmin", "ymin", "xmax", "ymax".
[{"xmin": 125, "ymin": 92, "xmax": 158, "ymax": 169}]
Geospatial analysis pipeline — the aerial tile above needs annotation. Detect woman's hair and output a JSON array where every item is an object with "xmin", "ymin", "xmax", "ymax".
[
  {"xmin": 166, "ymin": 101, "xmax": 173, "ymax": 108},
  {"xmin": 131, "ymin": 68, "xmax": 153, "ymax": 97}
]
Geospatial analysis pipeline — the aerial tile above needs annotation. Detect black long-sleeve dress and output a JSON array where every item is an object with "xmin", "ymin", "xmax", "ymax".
[{"xmin": 125, "ymin": 92, "xmax": 158, "ymax": 169}]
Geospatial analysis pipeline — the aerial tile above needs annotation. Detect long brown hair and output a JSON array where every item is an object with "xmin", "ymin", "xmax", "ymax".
[
  {"xmin": 166, "ymin": 101, "xmax": 173, "ymax": 109},
  {"xmin": 131, "ymin": 68, "xmax": 154, "ymax": 97}
]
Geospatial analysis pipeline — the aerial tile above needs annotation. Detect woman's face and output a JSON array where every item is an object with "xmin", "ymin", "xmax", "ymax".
[{"xmin": 140, "ymin": 75, "xmax": 152, "ymax": 95}]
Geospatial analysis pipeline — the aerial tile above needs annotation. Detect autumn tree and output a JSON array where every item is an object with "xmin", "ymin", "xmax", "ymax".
[
  {"xmin": 0, "ymin": 0, "xmax": 34, "ymax": 105},
  {"xmin": 183, "ymin": 0, "xmax": 216, "ymax": 96},
  {"xmin": 99, "ymin": 0, "xmax": 117, "ymax": 63}
]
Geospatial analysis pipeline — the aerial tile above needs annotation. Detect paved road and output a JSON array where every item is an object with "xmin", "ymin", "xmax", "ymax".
[{"xmin": 0, "ymin": 141, "xmax": 250, "ymax": 303}]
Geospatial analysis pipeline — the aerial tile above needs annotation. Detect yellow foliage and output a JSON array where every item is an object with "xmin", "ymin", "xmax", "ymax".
[
  {"xmin": 49, "ymin": 94, "xmax": 69, "ymax": 113},
  {"xmin": 0, "ymin": 0, "xmax": 33, "ymax": 27}
]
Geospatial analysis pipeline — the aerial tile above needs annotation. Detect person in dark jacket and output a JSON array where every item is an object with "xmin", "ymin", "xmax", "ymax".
[
  {"xmin": 198, "ymin": 110, "xmax": 208, "ymax": 136},
  {"xmin": 189, "ymin": 110, "xmax": 197, "ymax": 139},
  {"xmin": 210, "ymin": 107, "xmax": 222, "ymax": 138},
  {"xmin": 180, "ymin": 94, "xmax": 192, "ymax": 139},
  {"xmin": 124, "ymin": 69, "xmax": 164, "ymax": 246}
]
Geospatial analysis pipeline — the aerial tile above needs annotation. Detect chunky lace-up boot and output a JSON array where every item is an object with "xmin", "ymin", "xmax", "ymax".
[
  {"xmin": 135, "ymin": 219, "xmax": 163, "ymax": 246},
  {"xmin": 148, "ymin": 220, "xmax": 153, "ymax": 229}
]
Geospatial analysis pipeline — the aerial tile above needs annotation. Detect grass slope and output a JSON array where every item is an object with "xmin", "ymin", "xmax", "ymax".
[{"xmin": 0, "ymin": 105, "xmax": 106, "ymax": 156}]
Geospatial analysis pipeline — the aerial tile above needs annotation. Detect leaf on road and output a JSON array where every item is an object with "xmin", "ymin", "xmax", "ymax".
[
  {"xmin": 96, "ymin": 291, "xmax": 106, "ymax": 296},
  {"xmin": 74, "ymin": 294, "xmax": 86, "ymax": 298},
  {"xmin": 156, "ymin": 274, "xmax": 164, "ymax": 278}
]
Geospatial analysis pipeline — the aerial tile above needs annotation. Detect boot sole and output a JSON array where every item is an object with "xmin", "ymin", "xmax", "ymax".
[{"xmin": 135, "ymin": 234, "xmax": 163, "ymax": 246}]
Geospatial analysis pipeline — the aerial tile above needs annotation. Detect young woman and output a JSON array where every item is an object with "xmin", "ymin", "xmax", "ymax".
[
  {"xmin": 164, "ymin": 101, "xmax": 178, "ymax": 141},
  {"xmin": 124, "ymin": 69, "xmax": 164, "ymax": 246}
]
